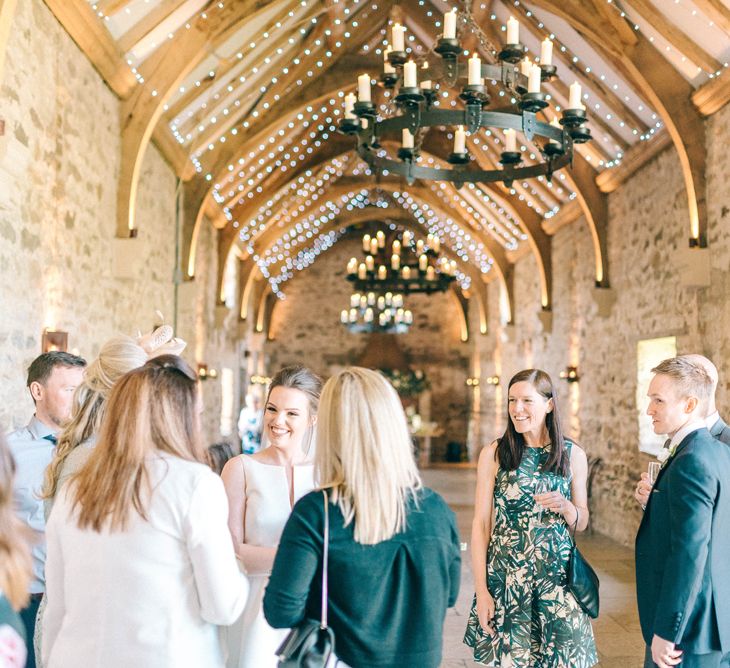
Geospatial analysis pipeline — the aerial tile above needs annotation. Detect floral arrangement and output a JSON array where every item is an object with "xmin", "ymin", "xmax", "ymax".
[{"xmin": 380, "ymin": 368, "xmax": 430, "ymax": 397}]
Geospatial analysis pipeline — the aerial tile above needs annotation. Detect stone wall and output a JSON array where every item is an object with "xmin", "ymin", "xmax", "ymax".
[
  {"xmin": 265, "ymin": 235, "xmax": 472, "ymax": 458},
  {"xmin": 473, "ymin": 102, "xmax": 730, "ymax": 545},
  {"xmin": 0, "ymin": 0, "xmax": 232, "ymax": 441}
]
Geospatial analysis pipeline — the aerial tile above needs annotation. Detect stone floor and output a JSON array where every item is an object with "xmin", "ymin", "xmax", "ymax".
[{"xmin": 423, "ymin": 466, "xmax": 646, "ymax": 668}]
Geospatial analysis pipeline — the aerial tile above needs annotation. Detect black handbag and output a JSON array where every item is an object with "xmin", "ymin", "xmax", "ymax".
[
  {"xmin": 276, "ymin": 490, "xmax": 335, "ymax": 667},
  {"xmin": 566, "ymin": 508, "xmax": 600, "ymax": 619}
]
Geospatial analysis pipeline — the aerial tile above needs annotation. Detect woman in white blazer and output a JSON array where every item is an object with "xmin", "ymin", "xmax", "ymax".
[{"xmin": 42, "ymin": 355, "xmax": 249, "ymax": 668}]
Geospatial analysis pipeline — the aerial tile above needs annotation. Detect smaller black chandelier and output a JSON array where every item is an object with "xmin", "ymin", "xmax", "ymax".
[
  {"xmin": 338, "ymin": 11, "xmax": 591, "ymax": 188},
  {"xmin": 346, "ymin": 228, "xmax": 456, "ymax": 294},
  {"xmin": 341, "ymin": 291, "xmax": 413, "ymax": 334}
]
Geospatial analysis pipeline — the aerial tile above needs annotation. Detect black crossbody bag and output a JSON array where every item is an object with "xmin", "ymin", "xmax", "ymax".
[
  {"xmin": 276, "ymin": 490, "xmax": 336, "ymax": 667},
  {"xmin": 566, "ymin": 508, "xmax": 600, "ymax": 619}
]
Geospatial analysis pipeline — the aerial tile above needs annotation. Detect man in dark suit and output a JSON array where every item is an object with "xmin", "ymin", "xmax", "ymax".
[{"xmin": 635, "ymin": 357, "xmax": 730, "ymax": 668}]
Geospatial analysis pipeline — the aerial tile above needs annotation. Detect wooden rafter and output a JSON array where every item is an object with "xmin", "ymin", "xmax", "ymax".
[
  {"xmin": 43, "ymin": 0, "xmax": 137, "ymax": 98},
  {"xmin": 693, "ymin": 0, "xmax": 730, "ymax": 36},
  {"xmin": 96, "ymin": 0, "xmax": 134, "ymax": 16},
  {"xmin": 692, "ymin": 70, "xmax": 730, "ymax": 117},
  {"xmin": 118, "ymin": 0, "xmax": 189, "ymax": 54},
  {"xmin": 622, "ymin": 0, "xmax": 722, "ymax": 73}
]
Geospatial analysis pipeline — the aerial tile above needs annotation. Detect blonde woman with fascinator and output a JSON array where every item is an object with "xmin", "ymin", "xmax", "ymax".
[
  {"xmin": 0, "ymin": 433, "xmax": 33, "ymax": 668},
  {"xmin": 221, "ymin": 365, "xmax": 322, "ymax": 668}
]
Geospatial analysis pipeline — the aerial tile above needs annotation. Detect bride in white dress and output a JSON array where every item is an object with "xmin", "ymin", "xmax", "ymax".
[{"xmin": 221, "ymin": 365, "xmax": 322, "ymax": 668}]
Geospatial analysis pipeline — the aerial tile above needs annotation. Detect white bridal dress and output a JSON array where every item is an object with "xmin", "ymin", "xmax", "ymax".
[{"xmin": 224, "ymin": 456, "xmax": 315, "ymax": 668}]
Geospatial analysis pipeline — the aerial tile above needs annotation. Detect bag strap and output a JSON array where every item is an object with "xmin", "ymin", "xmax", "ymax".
[
  {"xmin": 320, "ymin": 489, "xmax": 329, "ymax": 629},
  {"xmin": 569, "ymin": 507, "xmax": 579, "ymax": 542}
]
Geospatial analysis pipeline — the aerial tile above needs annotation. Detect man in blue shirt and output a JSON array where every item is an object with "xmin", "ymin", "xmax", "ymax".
[{"xmin": 7, "ymin": 351, "xmax": 85, "ymax": 668}]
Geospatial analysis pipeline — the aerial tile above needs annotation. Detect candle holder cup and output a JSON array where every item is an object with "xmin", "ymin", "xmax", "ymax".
[
  {"xmin": 387, "ymin": 50, "xmax": 407, "ymax": 67},
  {"xmin": 543, "ymin": 141, "xmax": 565, "ymax": 158},
  {"xmin": 519, "ymin": 91, "xmax": 548, "ymax": 113},
  {"xmin": 499, "ymin": 43, "xmax": 524, "ymax": 64},
  {"xmin": 568, "ymin": 124, "xmax": 591, "ymax": 143},
  {"xmin": 560, "ymin": 108, "xmax": 587, "ymax": 128},
  {"xmin": 435, "ymin": 37, "xmax": 461, "ymax": 59},
  {"xmin": 500, "ymin": 151, "xmax": 522, "ymax": 166},
  {"xmin": 423, "ymin": 88, "xmax": 438, "ymax": 108},
  {"xmin": 338, "ymin": 117, "xmax": 361, "ymax": 135},
  {"xmin": 353, "ymin": 101, "xmax": 376, "ymax": 118},
  {"xmin": 459, "ymin": 84, "xmax": 489, "ymax": 106},
  {"xmin": 380, "ymin": 72, "xmax": 399, "ymax": 89},
  {"xmin": 397, "ymin": 147, "xmax": 417, "ymax": 162},
  {"xmin": 448, "ymin": 151, "xmax": 470, "ymax": 165},
  {"xmin": 540, "ymin": 64, "xmax": 557, "ymax": 81},
  {"xmin": 395, "ymin": 87, "xmax": 425, "ymax": 105}
]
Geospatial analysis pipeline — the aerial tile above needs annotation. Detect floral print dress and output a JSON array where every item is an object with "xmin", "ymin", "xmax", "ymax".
[{"xmin": 464, "ymin": 441, "xmax": 598, "ymax": 667}]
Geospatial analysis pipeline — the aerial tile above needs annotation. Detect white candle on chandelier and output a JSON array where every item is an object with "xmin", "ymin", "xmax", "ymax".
[
  {"xmin": 450, "ymin": 260, "xmax": 457, "ymax": 274},
  {"xmin": 362, "ymin": 234, "xmax": 370, "ymax": 252},
  {"xmin": 360, "ymin": 118, "xmax": 368, "ymax": 130},
  {"xmin": 392, "ymin": 23, "xmax": 406, "ymax": 52},
  {"xmin": 391, "ymin": 254, "xmax": 400, "ymax": 270},
  {"xmin": 385, "ymin": 292, "xmax": 393, "ymax": 305},
  {"xmin": 360, "ymin": 294, "xmax": 368, "ymax": 309},
  {"xmin": 379, "ymin": 312, "xmax": 387, "ymax": 327},
  {"xmin": 403, "ymin": 230, "xmax": 412, "ymax": 246},
  {"xmin": 357, "ymin": 73, "xmax": 371, "ymax": 102},
  {"xmin": 369, "ymin": 237, "xmax": 378, "ymax": 255},
  {"xmin": 421, "ymin": 61, "xmax": 432, "ymax": 89},
  {"xmin": 383, "ymin": 46, "xmax": 395, "ymax": 74},
  {"xmin": 349, "ymin": 308, "xmax": 357, "ymax": 323},
  {"xmin": 549, "ymin": 116, "xmax": 562, "ymax": 144},
  {"xmin": 528, "ymin": 64, "xmax": 541, "ymax": 93},
  {"xmin": 350, "ymin": 292, "xmax": 360, "ymax": 308},
  {"xmin": 347, "ymin": 258, "xmax": 357, "ymax": 275},
  {"xmin": 568, "ymin": 81, "xmax": 583, "ymax": 109},
  {"xmin": 504, "ymin": 128, "xmax": 517, "ymax": 153},
  {"xmin": 433, "ymin": 235, "xmax": 441, "ymax": 253},
  {"xmin": 540, "ymin": 38, "xmax": 553, "ymax": 66},
  {"xmin": 403, "ymin": 60, "xmax": 417, "ymax": 88},
  {"xmin": 402, "ymin": 266, "xmax": 411, "ymax": 280},
  {"xmin": 344, "ymin": 92, "xmax": 357, "ymax": 119},
  {"xmin": 377, "ymin": 295, "xmax": 386, "ymax": 310},
  {"xmin": 367, "ymin": 292, "xmax": 376, "ymax": 305},
  {"xmin": 358, "ymin": 263, "xmax": 367, "ymax": 280},
  {"xmin": 365, "ymin": 255, "xmax": 374, "ymax": 272},
  {"xmin": 402, "ymin": 128, "xmax": 414, "ymax": 149},
  {"xmin": 405, "ymin": 310, "xmax": 413, "ymax": 324},
  {"xmin": 416, "ymin": 238, "xmax": 425, "ymax": 254},
  {"xmin": 454, "ymin": 125, "xmax": 466, "ymax": 153},
  {"xmin": 392, "ymin": 239, "xmax": 401, "ymax": 254},
  {"xmin": 340, "ymin": 310, "xmax": 348, "ymax": 324},
  {"xmin": 393, "ymin": 294, "xmax": 403, "ymax": 307},
  {"xmin": 376, "ymin": 230, "xmax": 385, "ymax": 247},
  {"xmin": 443, "ymin": 8, "xmax": 457, "ymax": 39},
  {"xmin": 377, "ymin": 265, "xmax": 387, "ymax": 280},
  {"xmin": 364, "ymin": 308, "xmax": 374, "ymax": 323},
  {"xmin": 419, "ymin": 254, "xmax": 428, "ymax": 272},
  {"xmin": 426, "ymin": 266, "xmax": 436, "ymax": 281},
  {"xmin": 519, "ymin": 56, "xmax": 531, "ymax": 77},
  {"xmin": 506, "ymin": 16, "xmax": 519, "ymax": 44},
  {"xmin": 468, "ymin": 53, "xmax": 481, "ymax": 86}
]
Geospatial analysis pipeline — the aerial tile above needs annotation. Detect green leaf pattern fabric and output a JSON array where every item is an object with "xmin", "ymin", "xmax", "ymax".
[{"xmin": 464, "ymin": 441, "xmax": 598, "ymax": 667}]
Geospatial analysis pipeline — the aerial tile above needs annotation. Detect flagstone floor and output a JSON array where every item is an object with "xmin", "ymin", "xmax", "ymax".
[{"xmin": 423, "ymin": 466, "xmax": 646, "ymax": 668}]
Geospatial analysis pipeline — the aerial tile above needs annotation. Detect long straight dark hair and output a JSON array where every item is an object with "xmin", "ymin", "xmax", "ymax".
[{"xmin": 497, "ymin": 368, "xmax": 570, "ymax": 476}]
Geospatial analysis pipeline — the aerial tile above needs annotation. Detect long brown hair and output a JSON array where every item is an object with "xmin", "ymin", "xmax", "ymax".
[
  {"xmin": 43, "ymin": 336, "xmax": 148, "ymax": 501},
  {"xmin": 72, "ymin": 355, "xmax": 205, "ymax": 532},
  {"xmin": 0, "ymin": 433, "xmax": 33, "ymax": 609},
  {"xmin": 497, "ymin": 369, "xmax": 570, "ymax": 476}
]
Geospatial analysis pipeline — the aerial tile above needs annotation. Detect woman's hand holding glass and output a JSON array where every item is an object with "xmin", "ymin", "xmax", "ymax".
[
  {"xmin": 534, "ymin": 479, "xmax": 571, "ymax": 521},
  {"xmin": 476, "ymin": 589, "xmax": 496, "ymax": 637}
]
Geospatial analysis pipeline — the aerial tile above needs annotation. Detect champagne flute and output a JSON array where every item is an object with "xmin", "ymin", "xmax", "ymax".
[
  {"xmin": 533, "ymin": 478, "xmax": 550, "ymax": 524},
  {"xmin": 647, "ymin": 462, "xmax": 661, "ymax": 486}
]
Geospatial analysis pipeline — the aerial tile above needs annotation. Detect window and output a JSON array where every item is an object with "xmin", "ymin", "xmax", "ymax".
[{"xmin": 637, "ymin": 336, "xmax": 677, "ymax": 454}]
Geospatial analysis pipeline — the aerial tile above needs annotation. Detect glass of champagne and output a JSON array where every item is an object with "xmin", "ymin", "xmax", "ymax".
[
  {"xmin": 648, "ymin": 461, "xmax": 661, "ymax": 486},
  {"xmin": 533, "ymin": 477, "xmax": 551, "ymax": 524}
]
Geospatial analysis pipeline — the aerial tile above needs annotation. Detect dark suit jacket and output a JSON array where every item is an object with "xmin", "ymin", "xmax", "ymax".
[
  {"xmin": 709, "ymin": 416, "xmax": 730, "ymax": 445},
  {"xmin": 635, "ymin": 427, "xmax": 730, "ymax": 654}
]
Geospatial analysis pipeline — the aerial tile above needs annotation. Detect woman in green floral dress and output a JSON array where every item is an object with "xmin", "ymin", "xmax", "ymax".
[{"xmin": 464, "ymin": 369, "xmax": 598, "ymax": 667}]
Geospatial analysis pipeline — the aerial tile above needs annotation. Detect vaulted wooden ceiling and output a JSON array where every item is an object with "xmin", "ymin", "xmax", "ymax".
[{"xmin": 43, "ymin": 0, "xmax": 730, "ymax": 329}]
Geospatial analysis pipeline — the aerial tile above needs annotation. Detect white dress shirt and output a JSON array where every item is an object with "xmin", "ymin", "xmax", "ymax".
[
  {"xmin": 668, "ymin": 419, "xmax": 706, "ymax": 451},
  {"xmin": 705, "ymin": 411, "xmax": 720, "ymax": 431},
  {"xmin": 42, "ymin": 453, "xmax": 249, "ymax": 668},
  {"xmin": 6, "ymin": 416, "xmax": 58, "ymax": 593}
]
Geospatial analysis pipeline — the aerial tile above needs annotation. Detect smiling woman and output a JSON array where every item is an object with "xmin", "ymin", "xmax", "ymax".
[{"xmin": 220, "ymin": 365, "xmax": 323, "ymax": 668}]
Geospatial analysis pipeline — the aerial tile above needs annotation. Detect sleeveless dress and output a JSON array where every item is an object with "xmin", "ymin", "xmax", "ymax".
[
  {"xmin": 464, "ymin": 441, "xmax": 598, "ymax": 668},
  {"xmin": 224, "ymin": 456, "xmax": 315, "ymax": 668}
]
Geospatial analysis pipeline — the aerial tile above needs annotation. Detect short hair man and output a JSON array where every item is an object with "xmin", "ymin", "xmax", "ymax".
[
  {"xmin": 635, "ymin": 357, "xmax": 730, "ymax": 668},
  {"xmin": 6, "ymin": 351, "xmax": 86, "ymax": 668}
]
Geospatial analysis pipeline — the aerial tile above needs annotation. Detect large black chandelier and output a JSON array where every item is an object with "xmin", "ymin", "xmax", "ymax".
[
  {"xmin": 346, "ymin": 228, "xmax": 456, "ymax": 294},
  {"xmin": 338, "ymin": 10, "xmax": 591, "ymax": 187}
]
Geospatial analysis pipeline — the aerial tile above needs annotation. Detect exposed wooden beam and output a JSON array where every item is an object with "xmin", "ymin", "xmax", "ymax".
[
  {"xmin": 96, "ymin": 0, "xmax": 134, "ymax": 16},
  {"xmin": 43, "ymin": 0, "xmax": 137, "ymax": 98},
  {"xmin": 118, "ymin": 0, "xmax": 188, "ymax": 55},
  {"xmin": 150, "ymin": 124, "xmax": 195, "ymax": 179},
  {"xmin": 623, "ymin": 0, "xmax": 722, "ymax": 74},
  {"xmin": 692, "ymin": 71, "xmax": 730, "ymax": 117},
  {"xmin": 541, "ymin": 198, "xmax": 582, "ymax": 235},
  {"xmin": 595, "ymin": 130, "xmax": 672, "ymax": 193},
  {"xmin": 693, "ymin": 0, "xmax": 730, "ymax": 36}
]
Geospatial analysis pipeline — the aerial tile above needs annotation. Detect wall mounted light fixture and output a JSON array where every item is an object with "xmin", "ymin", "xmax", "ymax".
[
  {"xmin": 250, "ymin": 374, "xmax": 272, "ymax": 385},
  {"xmin": 42, "ymin": 329, "xmax": 68, "ymax": 353},
  {"xmin": 485, "ymin": 375, "xmax": 500, "ymax": 386},
  {"xmin": 466, "ymin": 377, "xmax": 480, "ymax": 387},
  {"xmin": 197, "ymin": 363, "xmax": 219, "ymax": 381},
  {"xmin": 560, "ymin": 366, "xmax": 579, "ymax": 382}
]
